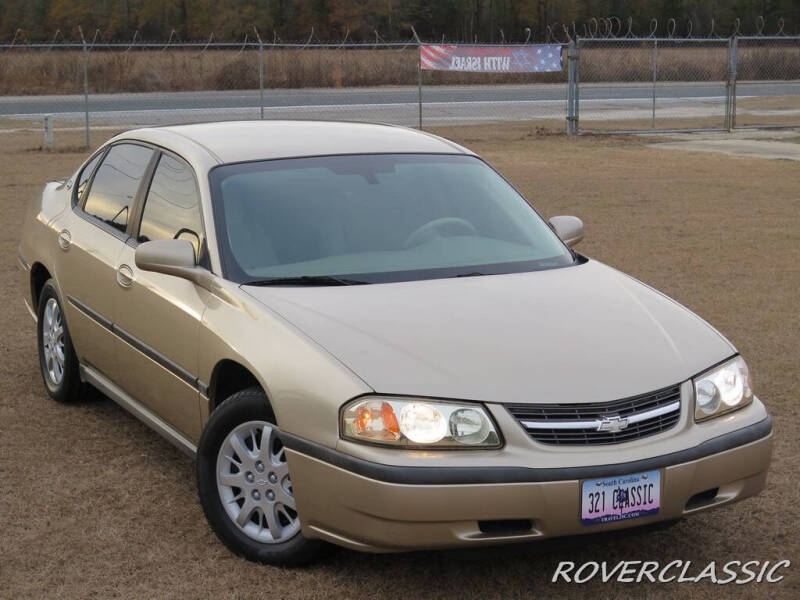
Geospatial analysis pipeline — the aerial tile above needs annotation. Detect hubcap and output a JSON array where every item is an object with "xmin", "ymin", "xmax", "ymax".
[
  {"xmin": 42, "ymin": 298, "xmax": 65, "ymax": 386},
  {"xmin": 216, "ymin": 421, "xmax": 300, "ymax": 544}
]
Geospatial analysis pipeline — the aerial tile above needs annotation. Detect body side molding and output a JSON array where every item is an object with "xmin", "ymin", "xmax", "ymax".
[
  {"xmin": 79, "ymin": 364, "xmax": 197, "ymax": 457},
  {"xmin": 68, "ymin": 294, "xmax": 200, "ymax": 390}
]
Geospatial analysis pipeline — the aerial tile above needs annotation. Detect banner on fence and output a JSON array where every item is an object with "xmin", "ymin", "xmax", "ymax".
[{"xmin": 420, "ymin": 44, "xmax": 563, "ymax": 73}]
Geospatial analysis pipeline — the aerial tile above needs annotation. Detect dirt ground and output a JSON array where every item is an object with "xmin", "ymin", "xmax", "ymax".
[{"xmin": 1, "ymin": 124, "xmax": 798, "ymax": 599}]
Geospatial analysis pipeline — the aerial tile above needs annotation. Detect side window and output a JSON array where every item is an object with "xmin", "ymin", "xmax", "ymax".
[
  {"xmin": 75, "ymin": 151, "xmax": 103, "ymax": 205},
  {"xmin": 83, "ymin": 143, "xmax": 153, "ymax": 234},
  {"xmin": 138, "ymin": 154, "xmax": 205, "ymax": 260}
]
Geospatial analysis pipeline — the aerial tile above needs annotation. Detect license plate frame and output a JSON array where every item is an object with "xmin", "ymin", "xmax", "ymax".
[{"xmin": 580, "ymin": 470, "xmax": 661, "ymax": 526}]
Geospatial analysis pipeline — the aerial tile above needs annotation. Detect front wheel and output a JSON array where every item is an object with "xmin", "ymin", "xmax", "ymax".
[{"xmin": 196, "ymin": 388, "xmax": 325, "ymax": 565}]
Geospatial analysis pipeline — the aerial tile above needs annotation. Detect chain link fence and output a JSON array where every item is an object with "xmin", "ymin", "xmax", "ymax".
[
  {"xmin": 0, "ymin": 41, "xmax": 571, "ymax": 148},
  {"xmin": 575, "ymin": 38, "xmax": 730, "ymax": 133},
  {"xmin": 573, "ymin": 35, "xmax": 800, "ymax": 134},
  {"xmin": 0, "ymin": 43, "xmax": 424, "ymax": 144},
  {"xmin": 733, "ymin": 36, "xmax": 800, "ymax": 129},
  {"xmin": 0, "ymin": 38, "xmax": 797, "ymax": 149}
]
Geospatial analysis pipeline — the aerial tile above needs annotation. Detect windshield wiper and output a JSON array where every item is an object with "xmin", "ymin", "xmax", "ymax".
[
  {"xmin": 454, "ymin": 271, "xmax": 493, "ymax": 278},
  {"xmin": 244, "ymin": 275, "xmax": 369, "ymax": 287}
]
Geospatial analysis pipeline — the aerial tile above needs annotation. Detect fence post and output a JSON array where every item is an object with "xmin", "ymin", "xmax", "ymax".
[
  {"xmin": 82, "ymin": 40, "xmax": 90, "ymax": 149},
  {"xmin": 43, "ymin": 115, "xmax": 53, "ymax": 150},
  {"xmin": 409, "ymin": 27, "xmax": 423, "ymax": 129},
  {"xmin": 574, "ymin": 40, "xmax": 580, "ymax": 134},
  {"xmin": 724, "ymin": 39, "xmax": 731, "ymax": 129},
  {"xmin": 566, "ymin": 40, "xmax": 581, "ymax": 135},
  {"xmin": 417, "ymin": 47, "xmax": 423, "ymax": 130},
  {"xmin": 652, "ymin": 39, "xmax": 658, "ymax": 129},
  {"xmin": 566, "ymin": 41, "xmax": 575, "ymax": 135},
  {"xmin": 258, "ymin": 40, "xmax": 265, "ymax": 120},
  {"xmin": 729, "ymin": 37, "xmax": 738, "ymax": 131}
]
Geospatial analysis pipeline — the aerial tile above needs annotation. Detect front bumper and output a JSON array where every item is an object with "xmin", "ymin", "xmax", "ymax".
[{"xmin": 284, "ymin": 412, "xmax": 772, "ymax": 552}]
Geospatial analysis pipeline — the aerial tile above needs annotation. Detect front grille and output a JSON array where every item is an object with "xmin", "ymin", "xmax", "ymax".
[{"xmin": 506, "ymin": 385, "xmax": 682, "ymax": 445}]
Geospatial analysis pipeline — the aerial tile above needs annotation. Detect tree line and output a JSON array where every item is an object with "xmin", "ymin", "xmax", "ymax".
[{"xmin": 1, "ymin": 0, "xmax": 798, "ymax": 43}]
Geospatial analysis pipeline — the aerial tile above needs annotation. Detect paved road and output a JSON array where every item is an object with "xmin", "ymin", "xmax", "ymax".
[{"xmin": 1, "ymin": 82, "xmax": 798, "ymax": 127}]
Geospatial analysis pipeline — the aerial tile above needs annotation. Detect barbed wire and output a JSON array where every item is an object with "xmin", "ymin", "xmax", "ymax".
[
  {"xmin": 301, "ymin": 27, "xmax": 314, "ymax": 49},
  {"xmin": 2, "ymin": 15, "xmax": 799, "ymax": 49},
  {"xmin": 123, "ymin": 30, "xmax": 140, "ymax": 53},
  {"xmin": 161, "ymin": 29, "xmax": 178, "ymax": 51},
  {"xmin": 337, "ymin": 28, "xmax": 350, "ymax": 49},
  {"xmin": 88, "ymin": 28, "xmax": 101, "ymax": 49},
  {"xmin": 235, "ymin": 32, "xmax": 249, "ymax": 56},
  {"xmin": 196, "ymin": 32, "xmax": 214, "ymax": 56}
]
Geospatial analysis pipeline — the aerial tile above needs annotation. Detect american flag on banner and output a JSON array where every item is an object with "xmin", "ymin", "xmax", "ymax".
[{"xmin": 420, "ymin": 44, "xmax": 563, "ymax": 73}]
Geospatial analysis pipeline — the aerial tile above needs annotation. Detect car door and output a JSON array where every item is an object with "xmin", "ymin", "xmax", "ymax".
[
  {"xmin": 55, "ymin": 143, "xmax": 155, "ymax": 383},
  {"xmin": 113, "ymin": 150, "xmax": 208, "ymax": 441}
]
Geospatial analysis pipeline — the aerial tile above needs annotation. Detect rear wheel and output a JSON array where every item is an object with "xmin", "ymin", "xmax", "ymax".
[
  {"xmin": 37, "ymin": 280, "xmax": 85, "ymax": 403},
  {"xmin": 196, "ymin": 388, "xmax": 325, "ymax": 565}
]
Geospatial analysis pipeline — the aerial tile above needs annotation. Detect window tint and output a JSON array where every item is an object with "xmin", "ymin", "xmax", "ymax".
[
  {"xmin": 138, "ymin": 154, "xmax": 204, "ymax": 258},
  {"xmin": 83, "ymin": 143, "xmax": 153, "ymax": 233},
  {"xmin": 210, "ymin": 154, "xmax": 574, "ymax": 284},
  {"xmin": 75, "ymin": 151, "xmax": 103, "ymax": 205}
]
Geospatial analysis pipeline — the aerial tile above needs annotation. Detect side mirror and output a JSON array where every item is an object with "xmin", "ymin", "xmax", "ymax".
[
  {"xmin": 549, "ymin": 215, "xmax": 584, "ymax": 248},
  {"xmin": 135, "ymin": 239, "xmax": 213, "ymax": 288}
]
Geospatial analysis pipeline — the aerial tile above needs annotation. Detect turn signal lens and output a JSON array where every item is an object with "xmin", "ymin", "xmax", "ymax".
[
  {"xmin": 341, "ymin": 397, "xmax": 501, "ymax": 448},
  {"xmin": 352, "ymin": 400, "xmax": 401, "ymax": 442},
  {"xmin": 382, "ymin": 401, "xmax": 400, "ymax": 433}
]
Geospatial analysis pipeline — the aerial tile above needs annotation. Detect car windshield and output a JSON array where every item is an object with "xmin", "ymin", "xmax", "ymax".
[{"xmin": 209, "ymin": 153, "xmax": 575, "ymax": 285}]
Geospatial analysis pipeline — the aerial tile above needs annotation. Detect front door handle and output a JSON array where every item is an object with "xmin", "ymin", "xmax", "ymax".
[
  {"xmin": 116, "ymin": 264, "xmax": 134, "ymax": 288},
  {"xmin": 57, "ymin": 229, "xmax": 71, "ymax": 251}
]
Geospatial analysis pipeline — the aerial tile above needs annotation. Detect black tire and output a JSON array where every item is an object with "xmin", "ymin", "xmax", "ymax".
[
  {"xmin": 37, "ymin": 280, "xmax": 85, "ymax": 403},
  {"xmin": 197, "ymin": 387, "xmax": 326, "ymax": 566}
]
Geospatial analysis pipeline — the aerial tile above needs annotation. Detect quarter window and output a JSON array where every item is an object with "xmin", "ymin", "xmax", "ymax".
[
  {"xmin": 83, "ymin": 143, "xmax": 153, "ymax": 233},
  {"xmin": 75, "ymin": 151, "xmax": 103, "ymax": 205},
  {"xmin": 138, "ymin": 154, "xmax": 204, "ymax": 259}
]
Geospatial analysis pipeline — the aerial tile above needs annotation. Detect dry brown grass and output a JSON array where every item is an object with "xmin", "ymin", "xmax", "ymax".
[
  {"xmin": 1, "ymin": 125, "xmax": 798, "ymax": 599},
  {"xmin": 0, "ymin": 48, "xmax": 565, "ymax": 95},
  {"xmin": 1, "ymin": 43, "xmax": 797, "ymax": 95},
  {"xmin": 579, "ymin": 42, "xmax": 800, "ymax": 83},
  {"xmin": 579, "ymin": 43, "xmax": 729, "ymax": 82},
  {"xmin": 579, "ymin": 115, "xmax": 729, "ymax": 132},
  {"xmin": 738, "ymin": 95, "xmax": 800, "ymax": 111},
  {"xmin": 732, "ymin": 94, "xmax": 800, "ymax": 128},
  {"xmin": 578, "ymin": 97, "xmax": 800, "ymax": 131}
]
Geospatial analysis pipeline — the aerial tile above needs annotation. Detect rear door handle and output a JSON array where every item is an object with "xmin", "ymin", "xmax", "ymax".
[
  {"xmin": 116, "ymin": 264, "xmax": 134, "ymax": 288},
  {"xmin": 57, "ymin": 229, "xmax": 71, "ymax": 250}
]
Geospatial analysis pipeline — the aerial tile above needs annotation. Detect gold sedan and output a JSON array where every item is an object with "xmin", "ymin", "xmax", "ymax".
[{"xmin": 18, "ymin": 121, "xmax": 772, "ymax": 565}]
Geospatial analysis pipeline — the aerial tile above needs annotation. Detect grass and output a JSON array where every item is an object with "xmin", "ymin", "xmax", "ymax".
[
  {"xmin": 578, "ymin": 115, "xmax": 729, "ymax": 132},
  {"xmin": 0, "ymin": 48, "xmax": 565, "ymax": 95},
  {"xmin": 737, "ymin": 95, "xmax": 800, "ymax": 111},
  {"xmin": 0, "ymin": 124, "xmax": 798, "ymax": 598},
  {"xmin": 1, "ymin": 43, "xmax": 798, "ymax": 94}
]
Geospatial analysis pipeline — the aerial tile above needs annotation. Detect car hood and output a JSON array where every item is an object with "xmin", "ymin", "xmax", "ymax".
[{"xmin": 243, "ymin": 260, "xmax": 735, "ymax": 404}]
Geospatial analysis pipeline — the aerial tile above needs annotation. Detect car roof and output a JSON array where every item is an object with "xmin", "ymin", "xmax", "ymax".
[{"xmin": 114, "ymin": 120, "xmax": 473, "ymax": 165}]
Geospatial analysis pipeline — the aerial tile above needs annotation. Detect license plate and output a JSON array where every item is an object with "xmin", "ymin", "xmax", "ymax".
[{"xmin": 581, "ymin": 470, "xmax": 661, "ymax": 526}]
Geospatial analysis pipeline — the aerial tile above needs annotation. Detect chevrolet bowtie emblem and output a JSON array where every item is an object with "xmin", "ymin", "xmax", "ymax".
[{"xmin": 597, "ymin": 415, "xmax": 629, "ymax": 433}]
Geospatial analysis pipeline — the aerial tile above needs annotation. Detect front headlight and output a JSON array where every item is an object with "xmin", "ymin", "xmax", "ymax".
[
  {"xmin": 693, "ymin": 356, "xmax": 753, "ymax": 422},
  {"xmin": 341, "ymin": 396, "xmax": 501, "ymax": 448}
]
